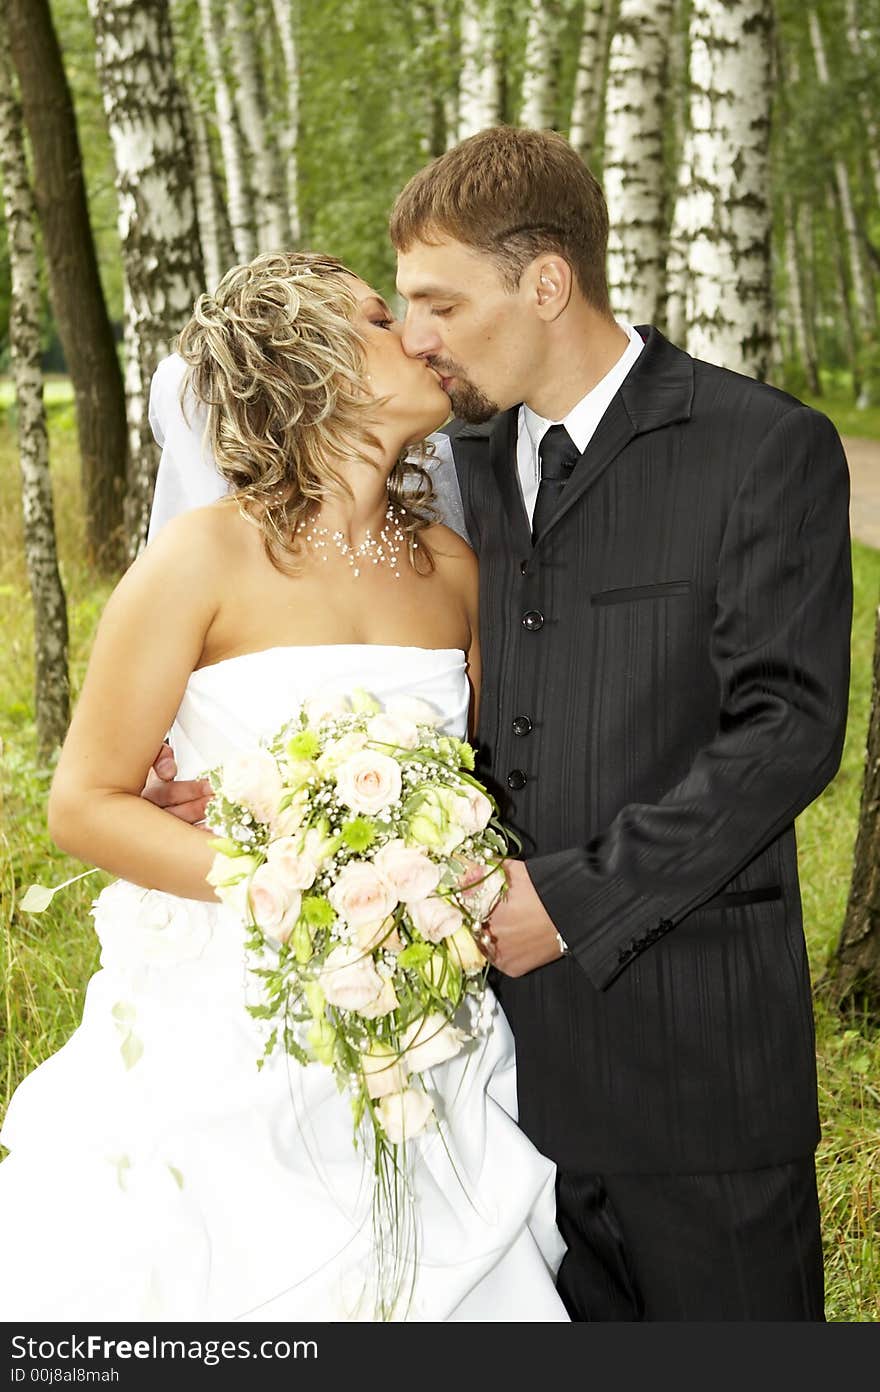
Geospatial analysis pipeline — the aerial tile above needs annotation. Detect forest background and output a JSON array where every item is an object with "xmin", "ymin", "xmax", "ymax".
[{"xmin": 1, "ymin": 0, "xmax": 879, "ymax": 1322}]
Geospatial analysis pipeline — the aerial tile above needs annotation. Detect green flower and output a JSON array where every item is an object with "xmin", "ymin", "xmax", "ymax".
[
  {"xmin": 351, "ymin": 688, "xmax": 381, "ymax": 716},
  {"xmin": 301, "ymin": 894, "xmax": 335, "ymax": 930},
  {"xmin": 286, "ymin": 730, "xmax": 321, "ymax": 762},
  {"xmin": 341, "ymin": 816, "xmax": 376, "ymax": 852}
]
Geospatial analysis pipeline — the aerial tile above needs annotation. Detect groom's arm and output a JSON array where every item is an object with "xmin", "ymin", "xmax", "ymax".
[{"xmin": 488, "ymin": 406, "xmax": 852, "ymax": 985}]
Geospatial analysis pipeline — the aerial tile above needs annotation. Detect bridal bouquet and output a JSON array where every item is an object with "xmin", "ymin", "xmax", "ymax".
[{"xmin": 203, "ymin": 688, "xmax": 510, "ymax": 1160}]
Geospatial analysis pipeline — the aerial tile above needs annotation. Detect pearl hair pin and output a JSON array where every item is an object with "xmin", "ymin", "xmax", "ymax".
[{"xmin": 296, "ymin": 503, "xmax": 409, "ymax": 579}]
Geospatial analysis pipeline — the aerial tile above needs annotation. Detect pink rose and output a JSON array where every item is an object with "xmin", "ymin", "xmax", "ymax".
[
  {"xmin": 358, "ymin": 976, "xmax": 399, "ymax": 1019},
  {"xmin": 221, "ymin": 749, "xmax": 284, "ymax": 825},
  {"xmin": 365, "ymin": 712, "xmax": 420, "ymax": 750},
  {"xmin": 328, "ymin": 862, "xmax": 397, "ymax": 928},
  {"xmin": 373, "ymin": 840, "xmax": 441, "ymax": 904},
  {"xmin": 335, "ymin": 750, "xmax": 402, "ymax": 816},
  {"xmin": 321, "ymin": 944, "xmax": 386, "ymax": 1012},
  {"xmin": 265, "ymin": 837, "xmax": 317, "ymax": 891},
  {"xmin": 303, "ymin": 691, "xmax": 351, "ymax": 725},
  {"xmin": 454, "ymin": 787, "xmax": 493, "ymax": 835},
  {"xmin": 408, "ymin": 894, "xmax": 464, "ymax": 943},
  {"xmin": 248, "ymin": 863, "xmax": 301, "ymax": 939},
  {"xmin": 400, "ymin": 1013, "xmax": 467, "ymax": 1073},
  {"xmin": 356, "ymin": 917, "xmax": 404, "ymax": 953},
  {"xmin": 360, "ymin": 1042, "xmax": 408, "ymax": 1099}
]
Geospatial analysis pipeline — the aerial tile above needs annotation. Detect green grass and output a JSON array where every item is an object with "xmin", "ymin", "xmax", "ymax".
[
  {"xmin": 798, "ymin": 369, "xmax": 880, "ymax": 442},
  {"xmin": 1, "ymin": 405, "xmax": 879, "ymax": 1320}
]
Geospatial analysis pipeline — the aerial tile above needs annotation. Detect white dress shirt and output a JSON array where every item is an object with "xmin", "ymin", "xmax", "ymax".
[{"xmin": 516, "ymin": 321, "xmax": 645, "ymax": 525}]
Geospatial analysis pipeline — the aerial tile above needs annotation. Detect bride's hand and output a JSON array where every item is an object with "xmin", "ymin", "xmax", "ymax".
[{"xmin": 141, "ymin": 741, "xmax": 212, "ymax": 825}]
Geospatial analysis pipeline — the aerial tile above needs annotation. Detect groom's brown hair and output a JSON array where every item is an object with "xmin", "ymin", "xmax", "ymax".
[{"xmin": 389, "ymin": 125, "xmax": 611, "ymax": 313}]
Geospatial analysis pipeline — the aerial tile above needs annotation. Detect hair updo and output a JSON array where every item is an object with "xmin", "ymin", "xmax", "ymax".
[{"xmin": 176, "ymin": 250, "xmax": 436, "ymax": 571}]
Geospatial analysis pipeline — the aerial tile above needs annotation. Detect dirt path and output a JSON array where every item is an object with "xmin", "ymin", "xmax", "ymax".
[{"xmin": 843, "ymin": 436, "xmax": 880, "ymax": 550}]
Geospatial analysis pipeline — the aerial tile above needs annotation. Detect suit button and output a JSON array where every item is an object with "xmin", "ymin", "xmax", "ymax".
[
  {"xmin": 520, "ymin": 560, "xmax": 529, "ymax": 576},
  {"xmin": 522, "ymin": 610, "xmax": 544, "ymax": 631},
  {"xmin": 507, "ymin": 769, "xmax": 527, "ymax": 791},
  {"xmin": 512, "ymin": 715, "xmax": 532, "ymax": 737}
]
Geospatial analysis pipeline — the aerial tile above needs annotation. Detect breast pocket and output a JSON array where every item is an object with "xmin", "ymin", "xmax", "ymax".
[{"xmin": 590, "ymin": 581, "xmax": 693, "ymax": 606}]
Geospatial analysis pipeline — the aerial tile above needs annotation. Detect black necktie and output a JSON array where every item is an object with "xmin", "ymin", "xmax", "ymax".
[{"xmin": 531, "ymin": 424, "xmax": 579, "ymax": 542}]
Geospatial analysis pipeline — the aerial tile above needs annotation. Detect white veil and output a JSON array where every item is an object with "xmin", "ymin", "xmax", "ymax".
[{"xmin": 146, "ymin": 353, "xmax": 469, "ymax": 544}]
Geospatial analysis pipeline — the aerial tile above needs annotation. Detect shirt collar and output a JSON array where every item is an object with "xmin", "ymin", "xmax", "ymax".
[{"xmin": 523, "ymin": 321, "xmax": 645, "ymax": 458}]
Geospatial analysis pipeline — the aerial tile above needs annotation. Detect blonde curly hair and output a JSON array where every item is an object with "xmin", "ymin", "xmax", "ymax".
[{"xmin": 176, "ymin": 250, "xmax": 436, "ymax": 571}]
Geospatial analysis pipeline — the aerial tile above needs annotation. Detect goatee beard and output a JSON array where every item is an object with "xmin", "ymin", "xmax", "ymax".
[{"xmin": 447, "ymin": 380, "xmax": 500, "ymax": 424}]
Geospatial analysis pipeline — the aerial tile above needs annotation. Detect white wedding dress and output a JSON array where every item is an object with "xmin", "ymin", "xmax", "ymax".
[{"xmin": 0, "ymin": 645, "xmax": 567, "ymax": 1322}]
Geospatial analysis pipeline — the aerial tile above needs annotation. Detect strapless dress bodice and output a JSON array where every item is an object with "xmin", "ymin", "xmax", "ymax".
[{"xmin": 169, "ymin": 644, "xmax": 470, "ymax": 779}]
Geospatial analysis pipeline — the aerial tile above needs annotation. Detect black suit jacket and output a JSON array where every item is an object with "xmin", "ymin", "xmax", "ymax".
[{"xmin": 446, "ymin": 327, "xmax": 852, "ymax": 1173}]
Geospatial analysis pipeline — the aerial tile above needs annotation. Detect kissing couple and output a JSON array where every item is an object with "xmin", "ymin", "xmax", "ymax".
[{"xmin": 0, "ymin": 125, "xmax": 850, "ymax": 1322}]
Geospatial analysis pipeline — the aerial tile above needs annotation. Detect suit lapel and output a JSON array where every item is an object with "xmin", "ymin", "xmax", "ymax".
[
  {"xmin": 454, "ymin": 407, "xmax": 532, "ymax": 552},
  {"xmin": 533, "ymin": 327, "xmax": 695, "ymax": 545}
]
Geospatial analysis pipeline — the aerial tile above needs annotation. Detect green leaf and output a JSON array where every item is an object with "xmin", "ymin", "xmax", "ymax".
[
  {"xmin": 120, "ymin": 1032, "xmax": 143, "ymax": 1071},
  {"xmin": 19, "ymin": 884, "xmax": 57, "ymax": 913}
]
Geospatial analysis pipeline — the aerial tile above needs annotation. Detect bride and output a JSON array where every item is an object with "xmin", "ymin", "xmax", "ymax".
[{"xmin": 0, "ymin": 250, "xmax": 567, "ymax": 1322}]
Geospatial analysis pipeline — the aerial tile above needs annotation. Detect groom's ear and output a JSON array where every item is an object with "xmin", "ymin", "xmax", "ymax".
[{"xmin": 529, "ymin": 256, "xmax": 572, "ymax": 322}]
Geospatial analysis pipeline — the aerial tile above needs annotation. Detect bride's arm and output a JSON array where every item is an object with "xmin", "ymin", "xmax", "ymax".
[{"xmin": 48, "ymin": 511, "xmax": 225, "ymax": 902}]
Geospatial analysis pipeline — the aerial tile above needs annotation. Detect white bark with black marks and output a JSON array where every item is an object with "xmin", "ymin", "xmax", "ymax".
[
  {"xmin": 458, "ymin": 0, "xmax": 499, "ymax": 137},
  {"xmin": 89, "ymin": 0, "xmax": 206, "ymax": 553},
  {"xmin": 269, "ymin": 0, "xmax": 300, "ymax": 241},
  {"xmin": 198, "ymin": 0, "xmax": 257, "ymax": 261},
  {"xmin": 568, "ymin": 0, "xmax": 613, "ymax": 162},
  {"xmin": 0, "ymin": 34, "xmax": 70, "ymax": 753},
  {"xmin": 604, "ymin": 0, "xmax": 675, "ymax": 324},
  {"xmin": 230, "ymin": 0, "xmax": 287, "ymax": 250},
  {"xmin": 810, "ymin": 7, "xmax": 877, "ymax": 338},
  {"xmin": 680, "ymin": 0, "xmax": 774, "ymax": 378},
  {"xmin": 520, "ymin": 0, "xmax": 564, "ymax": 130}
]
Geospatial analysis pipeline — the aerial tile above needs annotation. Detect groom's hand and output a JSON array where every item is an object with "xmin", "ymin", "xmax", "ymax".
[
  {"xmin": 141, "ymin": 741, "xmax": 212, "ymax": 824},
  {"xmin": 482, "ymin": 859, "xmax": 565, "ymax": 977}
]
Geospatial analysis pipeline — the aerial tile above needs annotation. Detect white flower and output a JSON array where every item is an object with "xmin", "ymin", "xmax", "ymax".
[
  {"xmin": 447, "ymin": 925, "xmax": 487, "ymax": 975},
  {"xmin": 408, "ymin": 894, "xmax": 464, "ymax": 943},
  {"xmin": 454, "ymin": 787, "xmax": 493, "ymax": 835},
  {"xmin": 304, "ymin": 691, "xmax": 351, "ymax": 726},
  {"xmin": 365, "ymin": 712, "xmax": 420, "ymax": 750},
  {"xmin": 360, "ymin": 1041, "xmax": 408, "ymax": 1099},
  {"xmin": 205, "ymin": 851, "xmax": 261, "ymax": 916},
  {"xmin": 384, "ymin": 695, "xmax": 442, "ymax": 727},
  {"xmin": 406, "ymin": 787, "xmax": 469, "ymax": 856},
  {"xmin": 316, "ymin": 731, "xmax": 368, "ymax": 774},
  {"xmin": 248, "ymin": 864, "xmax": 301, "ymax": 940},
  {"xmin": 355, "ymin": 916, "xmax": 403, "ymax": 953},
  {"xmin": 221, "ymin": 749, "xmax": 284, "ymax": 825},
  {"xmin": 377, "ymin": 1087, "xmax": 435, "ymax": 1142},
  {"xmin": 265, "ymin": 837, "xmax": 317, "ymax": 892},
  {"xmin": 328, "ymin": 861, "xmax": 397, "ymax": 928},
  {"xmin": 400, "ymin": 1012, "xmax": 467, "ymax": 1073},
  {"xmin": 373, "ymin": 840, "xmax": 441, "ymax": 904},
  {"xmin": 358, "ymin": 977, "xmax": 399, "ymax": 1019},
  {"xmin": 335, "ymin": 749, "xmax": 402, "ymax": 816},
  {"xmin": 321, "ymin": 944, "xmax": 386, "ymax": 1012}
]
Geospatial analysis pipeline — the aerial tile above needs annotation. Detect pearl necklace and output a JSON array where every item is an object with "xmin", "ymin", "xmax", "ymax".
[{"xmin": 296, "ymin": 503, "xmax": 408, "ymax": 579}]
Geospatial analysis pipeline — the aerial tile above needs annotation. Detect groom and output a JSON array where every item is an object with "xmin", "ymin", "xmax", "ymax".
[
  {"xmin": 148, "ymin": 126, "xmax": 852, "ymax": 1321},
  {"xmin": 388, "ymin": 126, "xmax": 851, "ymax": 1321}
]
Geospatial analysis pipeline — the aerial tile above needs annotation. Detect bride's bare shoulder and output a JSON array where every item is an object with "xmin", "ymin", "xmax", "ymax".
[
  {"xmin": 142, "ymin": 498, "xmax": 256, "ymax": 569},
  {"xmin": 419, "ymin": 521, "xmax": 475, "ymax": 566}
]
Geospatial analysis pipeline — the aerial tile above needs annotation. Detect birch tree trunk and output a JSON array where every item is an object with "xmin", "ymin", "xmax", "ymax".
[
  {"xmin": 568, "ymin": 0, "xmax": 612, "ymax": 161},
  {"xmin": 8, "ymin": 0, "xmax": 127, "ymax": 572},
  {"xmin": 457, "ymin": 0, "xmax": 500, "ymax": 138},
  {"xmin": 89, "ymin": 0, "xmax": 206, "ymax": 554},
  {"xmin": 681, "ymin": 0, "xmax": 774, "ymax": 378},
  {"xmin": 191, "ymin": 102, "xmax": 231, "ymax": 290},
  {"xmin": 783, "ymin": 191, "xmax": 821, "ymax": 395},
  {"xmin": 845, "ymin": 0, "xmax": 880, "ymax": 209},
  {"xmin": 603, "ymin": 0, "xmax": 674, "ymax": 325},
  {"xmin": 520, "ymin": 0, "xmax": 564, "ymax": 130},
  {"xmin": 0, "ymin": 37, "xmax": 70, "ymax": 754},
  {"xmin": 199, "ymin": 0, "xmax": 257, "ymax": 261},
  {"xmin": 230, "ymin": 0, "xmax": 287, "ymax": 249},
  {"xmin": 269, "ymin": 0, "xmax": 300, "ymax": 241},
  {"xmin": 828, "ymin": 605, "xmax": 880, "ymax": 1016},
  {"xmin": 809, "ymin": 8, "xmax": 877, "ymax": 341}
]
